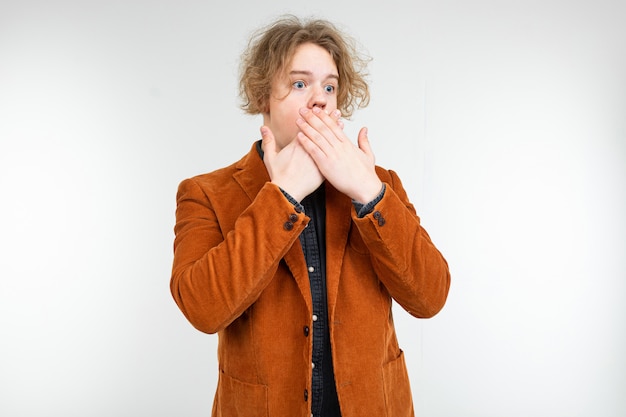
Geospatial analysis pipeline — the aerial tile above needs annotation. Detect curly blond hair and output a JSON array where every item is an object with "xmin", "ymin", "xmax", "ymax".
[{"xmin": 238, "ymin": 15, "xmax": 370, "ymax": 119}]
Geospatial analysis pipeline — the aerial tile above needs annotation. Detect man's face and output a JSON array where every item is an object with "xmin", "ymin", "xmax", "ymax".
[{"xmin": 263, "ymin": 42, "xmax": 339, "ymax": 150}]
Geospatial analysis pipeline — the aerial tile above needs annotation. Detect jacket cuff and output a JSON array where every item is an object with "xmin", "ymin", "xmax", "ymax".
[
  {"xmin": 279, "ymin": 187, "xmax": 305, "ymax": 214},
  {"xmin": 353, "ymin": 183, "xmax": 386, "ymax": 218}
]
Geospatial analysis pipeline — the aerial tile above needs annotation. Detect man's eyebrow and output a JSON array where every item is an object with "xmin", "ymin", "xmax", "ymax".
[{"xmin": 289, "ymin": 70, "xmax": 339, "ymax": 81}]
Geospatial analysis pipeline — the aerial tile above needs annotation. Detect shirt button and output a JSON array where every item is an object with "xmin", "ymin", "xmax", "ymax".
[
  {"xmin": 312, "ymin": 314, "xmax": 318, "ymax": 322},
  {"xmin": 312, "ymin": 362, "xmax": 315, "ymax": 369},
  {"xmin": 303, "ymin": 326, "xmax": 310, "ymax": 336},
  {"xmin": 308, "ymin": 266, "xmax": 314, "ymax": 273},
  {"xmin": 304, "ymin": 389, "xmax": 308, "ymax": 401}
]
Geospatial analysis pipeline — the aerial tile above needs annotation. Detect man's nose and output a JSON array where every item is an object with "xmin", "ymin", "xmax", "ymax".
[{"xmin": 307, "ymin": 85, "xmax": 327, "ymax": 110}]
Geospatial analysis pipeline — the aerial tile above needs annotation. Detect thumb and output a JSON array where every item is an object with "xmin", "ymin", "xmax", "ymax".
[
  {"xmin": 357, "ymin": 127, "xmax": 373, "ymax": 157},
  {"xmin": 260, "ymin": 125, "xmax": 276, "ymax": 158}
]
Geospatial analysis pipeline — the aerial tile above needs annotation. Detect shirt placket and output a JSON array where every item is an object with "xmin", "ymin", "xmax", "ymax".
[{"xmin": 300, "ymin": 199, "xmax": 326, "ymax": 417}]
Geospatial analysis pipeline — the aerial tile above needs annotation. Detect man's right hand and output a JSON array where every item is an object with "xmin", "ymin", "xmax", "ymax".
[{"xmin": 261, "ymin": 125, "xmax": 324, "ymax": 202}]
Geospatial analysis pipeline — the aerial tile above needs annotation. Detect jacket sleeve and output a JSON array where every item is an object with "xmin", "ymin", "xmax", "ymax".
[
  {"xmin": 352, "ymin": 169, "xmax": 451, "ymax": 318},
  {"xmin": 170, "ymin": 178, "xmax": 308, "ymax": 334}
]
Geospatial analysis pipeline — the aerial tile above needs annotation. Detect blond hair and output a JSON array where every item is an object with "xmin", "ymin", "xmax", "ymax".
[{"xmin": 239, "ymin": 15, "xmax": 370, "ymax": 118}]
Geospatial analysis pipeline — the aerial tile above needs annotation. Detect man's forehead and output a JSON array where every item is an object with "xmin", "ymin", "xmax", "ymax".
[{"xmin": 288, "ymin": 70, "xmax": 339, "ymax": 80}]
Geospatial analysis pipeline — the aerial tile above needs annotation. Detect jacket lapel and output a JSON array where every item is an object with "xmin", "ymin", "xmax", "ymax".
[
  {"xmin": 324, "ymin": 182, "xmax": 353, "ymax": 320},
  {"xmin": 282, "ymin": 241, "xmax": 312, "ymax": 313},
  {"xmin": 232, "ymin": 143, "xmax": 270, "ymax": 202}
]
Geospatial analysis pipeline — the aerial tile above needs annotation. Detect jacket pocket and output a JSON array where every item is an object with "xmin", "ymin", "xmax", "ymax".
[
  {"xmin": 382, "ymin": 351, "xmax": 414, "ymax": 417},
  {"xmin": 215, "ymin": 371, "xmax": 269, "ymax": 417}
]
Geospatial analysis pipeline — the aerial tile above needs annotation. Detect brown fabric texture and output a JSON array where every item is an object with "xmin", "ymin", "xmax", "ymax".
[{"xmin": 171, "ymin": 143, "xmax": 451, "ymax": 417}]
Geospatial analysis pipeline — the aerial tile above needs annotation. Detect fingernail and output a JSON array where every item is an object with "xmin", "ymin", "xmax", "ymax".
[
  {"xmin": 312, "ymin": 107, "xmax": 321, "ymax": 114},
  {"xmin": 296, "ymin": 118, "xmax": 304, "ymax": 125},
  {"xmin": 333, "ymin": 109, "xmax": 341, "ymax": 118},
  {"xmin": 299, "ymin": 108, "xmax": 309, "ymax": 115}
]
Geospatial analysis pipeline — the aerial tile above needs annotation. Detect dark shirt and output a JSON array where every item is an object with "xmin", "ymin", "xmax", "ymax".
[{"xmin": 300, "ymin": 185, "xmax": 341, "ymax": 416}]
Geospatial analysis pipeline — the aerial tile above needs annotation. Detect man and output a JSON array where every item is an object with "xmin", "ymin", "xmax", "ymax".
[{"xmin": 171, "ymin": 15, "xmax": 450, "ymax": 417}]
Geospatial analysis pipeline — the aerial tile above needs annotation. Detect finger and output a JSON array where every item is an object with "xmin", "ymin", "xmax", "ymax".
[
  {"xmin": 316, "ymin": 108, "xmax": 348, "ymax": 139},
  {"xmin": 329, "ymin": 109, "xmax": 345, "ymax": 130},
  {"xmin": 297, "ymin": 130, "xmax": 327, "ymax": 162},
  {"xmin": 300, "ymin": 107, "xmax": 345, "ymax": 145},
  {"xmin": 296, "ymin": 112, "xmax": 333, "ymax": 151},
  {"xmin": 311, "ymin": 107, "xmax": 341, "ymax": 132}
]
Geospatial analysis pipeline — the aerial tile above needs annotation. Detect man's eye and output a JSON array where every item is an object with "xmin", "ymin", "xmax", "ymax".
[
  {"xmin": 325, "ymin": 85, "xmax": 335, "ymax": 93},
  {"xmin": 293, "ymin": 81, "xmax": 305, "ymax": 89}
]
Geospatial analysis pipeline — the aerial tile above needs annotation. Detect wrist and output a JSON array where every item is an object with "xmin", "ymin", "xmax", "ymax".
[
  {"xmin": 352, "ymin": 180, "xmax": 383, "ymax": 205},
  {"xmin": 271, "ymin": 180, "xmax": 304, "ymax": 203}
]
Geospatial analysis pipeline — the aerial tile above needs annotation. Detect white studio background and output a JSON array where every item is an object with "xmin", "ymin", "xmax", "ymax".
[{"xmin": 1, "ymin": 1, "xmax": 624, "ymax": 416}]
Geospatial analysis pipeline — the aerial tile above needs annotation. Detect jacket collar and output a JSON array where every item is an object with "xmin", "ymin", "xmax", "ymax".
[{"xmin": 232, "ymin": 141, "xmax": 270, "ymax": 202}]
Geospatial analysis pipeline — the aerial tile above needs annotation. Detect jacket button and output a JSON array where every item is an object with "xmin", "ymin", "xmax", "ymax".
[
  {"xmin": 288, "ymin": 213, "xmax": 298, "ymax": 222},
  {"xmin": 304, "ymin": 389, "xmax": 308, "ymax": 401},
  {"xmin": 303, "ymin": 326, "xmax": 309, "ymax": 336},
  {"xmin": 373, "ymin": 210, "xmax": 382, "ymax": 219},
  {"xmin": 283, "ymin": 221, "xmax": 294, "ymax": 231}
]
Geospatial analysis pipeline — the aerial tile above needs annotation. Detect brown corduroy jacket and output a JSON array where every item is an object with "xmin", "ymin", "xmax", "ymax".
[{"xmin": 170, "ymin": 142, "xmax": 450, "ymax": 417}]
